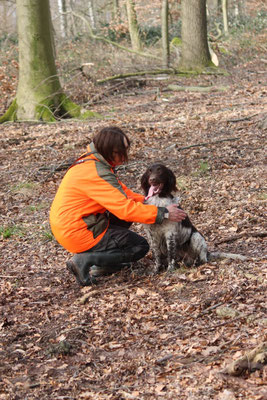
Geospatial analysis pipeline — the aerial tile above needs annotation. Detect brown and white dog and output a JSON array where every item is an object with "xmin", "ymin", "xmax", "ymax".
[{"xmin": 141, "ymin": 163, "xmax": 247, "ymax": 274}]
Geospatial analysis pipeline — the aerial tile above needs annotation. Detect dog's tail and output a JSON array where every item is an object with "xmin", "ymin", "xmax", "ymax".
[{"xmin": 208, "ymin": 251, "xmax": 248, "ymax": 261}]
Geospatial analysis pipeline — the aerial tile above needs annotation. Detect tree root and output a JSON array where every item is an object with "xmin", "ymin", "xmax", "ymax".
[{"xmin": 0, "ymin": 94, "xmax": 102, "ymax": 123}]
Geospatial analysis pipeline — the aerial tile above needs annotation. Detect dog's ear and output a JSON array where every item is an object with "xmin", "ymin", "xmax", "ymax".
[
  {"xmin": 141, "ymin": 169, "xmax": 150, "ymax": 195},
  {"xmin": 167, "ymin": 168, "xmax": 178, "ymax": 192}
]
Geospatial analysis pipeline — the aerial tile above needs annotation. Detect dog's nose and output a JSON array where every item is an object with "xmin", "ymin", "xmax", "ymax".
[{"xmin": 149, "ymin": 177, "xmax": 161, "ymax": 186}]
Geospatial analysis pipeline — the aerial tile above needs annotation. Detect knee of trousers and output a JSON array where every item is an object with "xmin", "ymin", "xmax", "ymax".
[{"xmin": 131, "ymin": 239, "xmax": 149, "ymax": 261}]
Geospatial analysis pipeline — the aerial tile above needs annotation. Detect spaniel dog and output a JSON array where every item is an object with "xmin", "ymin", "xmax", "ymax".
[
  {"xmin": 141, "ymin": 163, "xmax": 247, "ymax": 274},
  {"xmin": 141, "ymin": 163, "xmax": 208, "ymax": 274}
]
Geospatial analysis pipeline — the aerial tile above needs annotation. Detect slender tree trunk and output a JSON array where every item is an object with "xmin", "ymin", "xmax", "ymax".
[
  {"xmin": 126, "ymin": 0, "xmax": 142, "ymax": 51},
  {"xmin": 3, "ymin": 0, "xmax": 7, "ymax": 31},
  {"xmin": 61, "ymin": 0, "xmax": 68, "ymax": 37},
  {"xmin": 88, "ymin": 0, "xmax": 96, "ymax": 30},
  {"xmin": 180, "ymin": 0, "xmax": 212, "ymax": 70},
  {"xmin": 222, "ymin": 0, "xmax": 229, "ymax": 35},
  {"xmin": 161, "ymin": 0, "xmax": 169, "ymax": 68},
  {"xmin": 0, "ymin": 0, "xmax": 99, "ymax": 122},
  {"xmin": 113, "ymin": 0, "xmax": 120, "ymax": 20}
]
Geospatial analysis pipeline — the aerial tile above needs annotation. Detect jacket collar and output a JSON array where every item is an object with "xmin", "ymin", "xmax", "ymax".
[{"xmin": 87, "ymin": 142, "xmax": 111, "ymax": 167}]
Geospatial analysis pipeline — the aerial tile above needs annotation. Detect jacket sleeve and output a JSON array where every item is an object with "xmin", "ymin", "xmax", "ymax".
[
  {"xmin": 79, "ymin": 163, "xmax": 165, "ymax": 224},
  {"xmin": 119, "ymin": 180, "xmax": 145, "ymax": 203}
]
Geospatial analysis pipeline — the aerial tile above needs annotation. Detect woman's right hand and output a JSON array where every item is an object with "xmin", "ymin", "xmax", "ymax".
[{"xmin": 167, "ymin": 204, "xmax": 187, "ymax": 222}]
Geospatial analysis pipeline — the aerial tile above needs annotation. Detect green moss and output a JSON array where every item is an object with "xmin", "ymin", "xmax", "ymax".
[
  {"xmin": 0, "ymin": 94, "xmax": 101, "ymax": 123},
  {"xmin": 80, "ymin": 110, "xmax": 103, "ymax": 120},
  {"xmin": 170, "ymin": 37, "xmax": 182, "ymax": 47},
  {"xmin": 59, "ymin": 94, "xmax": 102, "ymax": 120},
  {"xmin": 0, "ymin": 99, "xmax": 17, "ymax": 123},
  {"xmin": 36, "ymin": 103, "xmax": 56, "ymax": 122}
]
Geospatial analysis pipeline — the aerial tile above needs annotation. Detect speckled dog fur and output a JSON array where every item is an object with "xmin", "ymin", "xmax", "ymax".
[{"xmin": 141, "ymin": 164, "xmax": 208, "ymax": 274}]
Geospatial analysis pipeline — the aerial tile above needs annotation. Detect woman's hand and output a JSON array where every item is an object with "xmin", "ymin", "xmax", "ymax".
[{"xmin": 166, "ymin": 204, "xmax": 187, "ymax": 222}]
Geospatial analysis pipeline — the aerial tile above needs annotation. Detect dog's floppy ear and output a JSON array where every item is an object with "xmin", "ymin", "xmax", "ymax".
[
  {"xmin": 141, "ymin": 169, "xmax": 150, "ymax": 195},
  {"xmin": 167, "ymin": 167, "xmax": 178, "ymax": 193}
]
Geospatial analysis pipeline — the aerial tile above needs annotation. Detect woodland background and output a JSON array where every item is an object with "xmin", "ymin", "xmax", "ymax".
[{"xmin": 0, "ymin": 0, "xmax": 266, "ymax": 399}]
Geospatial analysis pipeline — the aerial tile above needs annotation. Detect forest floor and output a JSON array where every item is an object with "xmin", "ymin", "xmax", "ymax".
[{"xmin": 0, "ymin": 31, "xmax": 267, "ymax": 399}]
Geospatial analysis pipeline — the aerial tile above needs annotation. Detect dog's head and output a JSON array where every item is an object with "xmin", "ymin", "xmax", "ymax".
[{"xmin": 141, "ymin": 163, "xmax": 178, "ymax": 198}]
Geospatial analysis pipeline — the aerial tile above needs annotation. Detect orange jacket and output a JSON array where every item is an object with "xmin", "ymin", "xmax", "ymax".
[{"xmin": 50, "ymin": 143, "xmax": 165, "ymax": 253}]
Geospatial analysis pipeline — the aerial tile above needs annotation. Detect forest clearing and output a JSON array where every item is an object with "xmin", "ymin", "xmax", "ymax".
[{"xmin": 0, "ymin": 1, "xmax": 267, "ymax": 399}]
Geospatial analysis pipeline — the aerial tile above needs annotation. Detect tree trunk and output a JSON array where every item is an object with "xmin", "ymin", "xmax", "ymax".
[
  {"xmin": 0, "ymin": 0, "xmax": 99, "ymax": 123},
  {"xmin": 126, "ymin": 0, "xmax": 142, "ymax": 52},
  {"xmin": 88, "ymin": 0, "xmax": 96, "ymax": 30},
  {"xmin": 207, "ymin": 0, "xmax": 219, "ymax": 15},
  {"xmin": 61, "ymin": 0, "xmax": 68, "ymax": 38},
  {"xmin": 16, "ymin": 0, "xmax": 62, "ymax": 120},
  {"xmin": 222, "ymin": 0, "xmax": 229, "ymax": 35},
  {"xmin": 161, "ymin": 0, "xmax": 170, "ymax": 68},
  {"xmin": 113, "ymin": 0, "xmax": 120, "ymax": 21},
  {"xmin": 180, "ymin": 0, "xmax": 212, "ymax": 70}
]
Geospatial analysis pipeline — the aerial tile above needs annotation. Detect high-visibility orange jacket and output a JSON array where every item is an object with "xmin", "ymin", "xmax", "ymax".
[{"xmin": 50, "ymin": 143, "xmax": 165, "ymax": 253}]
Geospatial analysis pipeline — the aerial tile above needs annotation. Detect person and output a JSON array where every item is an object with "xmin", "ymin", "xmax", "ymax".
[{"xmin": 49, "ymin": 126, "xmax": 187, "ymax": 286}]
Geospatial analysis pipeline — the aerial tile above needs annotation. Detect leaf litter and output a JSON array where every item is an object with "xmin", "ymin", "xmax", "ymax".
[{"xmin": 0, "ymin": 53, "xmax": 266, "ymax": 400}]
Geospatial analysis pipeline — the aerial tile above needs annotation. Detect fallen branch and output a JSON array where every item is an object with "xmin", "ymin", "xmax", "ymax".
[
  {"xmin": 97, "ymin": 69, "xmax": 176, "ymax": 84},
  {"xmin": 97, "ymin": 68, "xmax": 228, "ymax": 84},
  {"xmin": 220, "ymin": 342, "xmax": 267, "ymax": 376},
  {"xmin": 175, "ymin": 137, "xmax": 239, "ymax": 151},
  {"xmin": 167, "ymin": 84, "xmax": 229, "ymax": 92},
  {"xmin": 227, "ymin": 113, "xmax": 258, "ymax": 123},
  {"xmin": 209, "ymin": 251, "xmax": 249, "ymax": 261},
  {"xmin": 214, "ymin": 231, "xmax": 267, "ymax": 245},
  {"xmin": 70, "ymin": 11, "xmax": 160, "ymax": 61}
]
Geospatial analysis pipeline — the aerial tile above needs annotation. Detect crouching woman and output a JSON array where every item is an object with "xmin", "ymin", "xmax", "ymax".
[{"xmin": 50, "ymin": 126, "xmax": 186, "ymax": 286}]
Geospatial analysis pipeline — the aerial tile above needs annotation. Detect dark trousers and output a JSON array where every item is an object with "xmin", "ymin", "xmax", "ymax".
[{"xmin": 75, "ymin": 214, "xmax": 149, "ymax": 268}]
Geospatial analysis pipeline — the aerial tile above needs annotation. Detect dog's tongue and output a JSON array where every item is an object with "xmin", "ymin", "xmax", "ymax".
[{"xmin": 145, "ymin": 185, "xmax": 159, "ymax": 200}]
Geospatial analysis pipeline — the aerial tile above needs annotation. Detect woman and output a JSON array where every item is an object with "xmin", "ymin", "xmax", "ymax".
[{"xmin": 50, "ymin": 126, "xmax": 187, "ymax": 286}]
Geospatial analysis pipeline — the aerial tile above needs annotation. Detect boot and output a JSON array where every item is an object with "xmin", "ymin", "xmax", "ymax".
[{"xmin": 66, "ymin": 255, "xmax": 96, "ymax": 286}]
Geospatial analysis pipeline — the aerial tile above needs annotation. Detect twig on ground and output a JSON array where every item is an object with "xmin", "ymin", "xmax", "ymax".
[
  {"xmin": 214, "ymin": 231, "xmax": 267, "ymax": 245},
  {"xmin": 227, "ymin": 113, "xmax": 258, "ymax": 122}
]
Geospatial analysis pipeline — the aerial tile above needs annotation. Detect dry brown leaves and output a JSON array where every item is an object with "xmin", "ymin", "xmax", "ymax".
[{"xmin": 0, "ymin": 48, "xmax": 267, "ymax": 400}]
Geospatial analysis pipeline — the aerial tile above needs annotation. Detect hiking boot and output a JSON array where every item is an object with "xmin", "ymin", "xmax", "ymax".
[
  {"xmin": 90, "ymin": 263, "xmax": 131, "ymax": 277},
  {"xmin": 66, "ymin": 258, "xmax": 96, "ymax": 286}
]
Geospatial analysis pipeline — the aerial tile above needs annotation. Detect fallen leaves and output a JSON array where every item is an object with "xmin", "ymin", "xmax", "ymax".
[{"xmin": 0, "ymin": 37, "xmax": 266, "ymax": 400}]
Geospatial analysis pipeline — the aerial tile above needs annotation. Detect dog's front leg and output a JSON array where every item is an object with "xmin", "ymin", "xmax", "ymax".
[
  {"xmin": 151, "ymin": 243, "xmax": 162, "ymax": 274},
  {"xmin": 145, "ymin": 229, "xmax": 162, "ymax": 274},
  {"xmin": 166, "ymin": 233, "xmax": 178, "ymax": 273}
]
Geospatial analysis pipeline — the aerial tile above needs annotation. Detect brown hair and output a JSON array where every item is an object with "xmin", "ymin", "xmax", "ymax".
[{"xmin": 93, "ymin": 126, "xmax": 130, "ymax": 163}]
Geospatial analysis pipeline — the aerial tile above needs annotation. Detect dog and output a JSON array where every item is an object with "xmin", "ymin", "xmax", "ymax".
[
  {"xmin": 141, "ymin": 163, "xmax": 248, "ymax": 274},
  {"xmin": 141, "ymin": 163, "xmax": 209, "ymax": 274}
]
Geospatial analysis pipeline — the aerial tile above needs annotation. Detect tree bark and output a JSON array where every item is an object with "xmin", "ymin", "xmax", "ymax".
[
  {"xmin": 16, "ymin": 0, "xmax": 61, "ymax": 120},
  {"xmin": 61, "ymin": 0, "xmax": 68, "ymax": 37},
  {"xmin": 161, "ymin": 0, "xmax": 170, "ymax": 68},
  {"xmin": 126, "ymin": 0, "xmax": 142, "ymax": 51},
  {"xmin": 180, "ymin": 0, "xmax": 212, "ymax": 70},
  {"xmin": 0, "ymin": 0, "xmax": 99, "ymax": 122},
  {"xmin": 222, "ymin": 0, "xmax": 229, "ymax": 35},
  {"xmin": 113, "ymin": 0, "xmax": 120, "ymax": 21}
]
